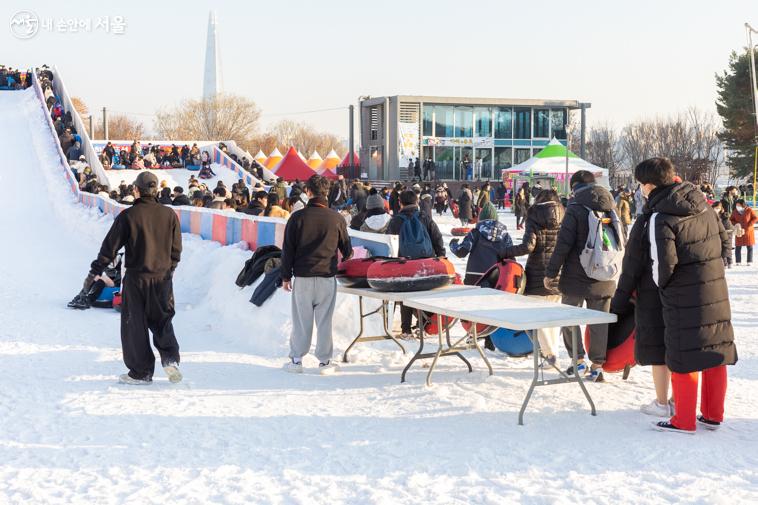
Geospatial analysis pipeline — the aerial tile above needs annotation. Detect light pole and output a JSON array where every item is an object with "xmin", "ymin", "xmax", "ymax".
[{"xmin": 746, "ymin": 23, "xmax": 758, "ymax": 206}]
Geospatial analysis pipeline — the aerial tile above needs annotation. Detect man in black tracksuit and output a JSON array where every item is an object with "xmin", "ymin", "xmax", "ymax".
[
  {"xmin": 386, "ymin": 190, "xmax": 446, "ymax": 336},
  {"xmin": 86, "ymin": 171, "xmax": 183, "ymax": 384},
  {"xmin": 544, "ymin": 170, "xmax": 619, "ymax": 380}
]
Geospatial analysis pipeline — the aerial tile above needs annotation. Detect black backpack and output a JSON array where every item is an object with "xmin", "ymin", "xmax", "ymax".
[{"xmin": 235, "ymin": 245, "xmax": 281, "ymax": 287}]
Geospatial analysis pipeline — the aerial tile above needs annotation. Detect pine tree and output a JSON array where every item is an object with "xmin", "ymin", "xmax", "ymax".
[{"xmin": 716, "ymin": 49, "xmax": 758, "ymax": 179}]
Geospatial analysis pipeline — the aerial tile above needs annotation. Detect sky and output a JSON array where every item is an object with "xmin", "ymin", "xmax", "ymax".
[{"xmin": 2, "ymin": 0, "xmax": 755, "ymax": 140}]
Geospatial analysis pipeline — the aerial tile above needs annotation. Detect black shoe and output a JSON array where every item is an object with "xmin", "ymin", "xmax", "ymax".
[
  {"xmin": 652, "ymin": 421, "xmax": 695, "ymax": 434},
  {"xmin": 67, "ymin": 291, "xmax": 91, "ymax": 310},
  {"xmin": 697, "ymin": 415, "xmax": 721, "ymax": 431},
  {"xmin": 565, "ymin": 362, "xmax": 587, "ymax": 376}
]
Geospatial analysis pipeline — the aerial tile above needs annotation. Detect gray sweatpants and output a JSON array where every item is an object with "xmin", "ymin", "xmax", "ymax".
[
  {"xmin": 289, "ymin": 276, "xmax": 337, "ymax": 364},
  {"xmin": 561, "ymin": 294, "xmax": 611, "ymax": 365}
]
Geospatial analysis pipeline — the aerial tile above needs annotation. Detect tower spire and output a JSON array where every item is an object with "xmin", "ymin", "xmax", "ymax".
[{"xmin": 203, "ymin": 11, "xmax": 221, "ymax": 98}]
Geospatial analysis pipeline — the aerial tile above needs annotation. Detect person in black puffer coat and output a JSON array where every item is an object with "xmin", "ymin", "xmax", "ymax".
[
  {"xmin": 610, "ymin": 204, "xmax": 668, "ymax": 415},
  {"xmin": 639, "ymin": 158, "xmax": 736, "ymax": 434},
  {"xmin": 450, "ymin": 202, "xmax": 512, "ymax": 285},
  {"xmin": 501, "ymin": 189, "xmax": 564, "ymax": 363},
  {"xmin": 544, "ymin": 170, "xmax": 619, "ymax": 378}
]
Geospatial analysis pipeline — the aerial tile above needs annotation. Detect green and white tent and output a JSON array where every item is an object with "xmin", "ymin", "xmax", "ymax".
[{"xmin": 505, "ymin": 138, "xmax": 609, "ymax": 187}]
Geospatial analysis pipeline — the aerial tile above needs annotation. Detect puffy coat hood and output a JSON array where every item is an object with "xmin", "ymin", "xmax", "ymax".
[
  {"xmin": 476, "ymin": 220, "xmax": 510, "ymax": 242},
  {"xmin": 528, "ymin": 201, "xmax": 563, "ymax": 229},
  {"xmin": 571, "ymin": 183, "xmax": 615, "ymax": 211},
  {"xmin": 363, "ymin": 213, "xmax": 391, "ymax": 231},
  {"xmin": 647, "ymin": 182, "xmax": 707, "ymax": 217}
]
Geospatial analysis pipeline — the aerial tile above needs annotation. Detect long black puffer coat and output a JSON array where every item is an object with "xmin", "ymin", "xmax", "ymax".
[
  {"xmin": 501, "ymin": 200, "xmax": 563, "ymax": 296},
  {"xmin": 545, "ymin": 183, "xmax": 619, "ymax": 299},
  {"xmin": 610, "ymin": 212, "xmax": 666, "ymax": 366},
  {"xmin": 647, "ymin": 182, "xmax": 737, "ymax": 373}
]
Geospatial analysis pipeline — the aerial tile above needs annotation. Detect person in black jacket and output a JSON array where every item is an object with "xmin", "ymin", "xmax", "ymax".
[
  {"xmin": 238, "ymin": 190, "xmax": 268, "ymax": 216},
  {"xmin": 158, "ymin": 187, "xmax": 173, "ymax": 205},
  {"xmin": 451, "ymin": 202, "xmax": 512, "ymax": 284},
  {"xmin": 639, "ymin": 158, "xmax": 737, "ymax": 434},
  {"xmin": 386, "ymin": 190, "xmax": 446, "ymax": 337},
  {"xmin": 281, "ymin": 175, "xmax": 353, "ymax": 374},
  {"xmin": 712, "ymin": 201, "xmax": 734, "ymax": 268},
  {"xmin": 172, "ymin": 186, "xmax": 191, "ymax": 206},
  {"xmin": 75, "ymin": 171, "xmax": 183, "ymax": 385},
  {"xmin": 501, "ymin": 189, "xmax": 564, "ymax": 365},
  {"xmin": 544, "ymin": 170, "xmax": 619, "ymax": 381},
  {"xmin": 610, "ymin": 198, "xmax": 669, "ymax": 417}
]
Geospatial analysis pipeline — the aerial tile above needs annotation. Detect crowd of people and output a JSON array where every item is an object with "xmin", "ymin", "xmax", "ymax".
[{"xmin": 0, "ymin": 65, "xmax": 32, "ymax": 90}]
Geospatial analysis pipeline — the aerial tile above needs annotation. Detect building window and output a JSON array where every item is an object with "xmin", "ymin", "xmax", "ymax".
[
  {"xmin": 550, "ymin": 109, "xmax": 567, "ymax": 139},
  {"xmin": 474, "ymin": 107, "xmax": 491, "ymax": 137},
  {"xmin": 454, "ymin": 106, "xmax": 473, "ymax": 137},
  {"xmin": 494, "ymin": 107, "xmax": 512, "ymax": 139},
  {"xmin": 514, "ymin": 148, "xmax": 531, "ymax": 165},
  {"xmin": 435, "ymin": 105, "xmax": 454, "ymax": 137},
  {"xmin": 494, "ymin": 147, "xmax": 512, "ymax": 171},
  {"xmin": 514, "ymin": 108, "xmax": 531, "ymax": 139},
  {"xmin": 423, "ymin": 106, "xmax": 434, "ymax": 136},
  {"xmin": 435, "ymin": 146, "xmax": 455, "ymax": 179},
  {"xmin": 533, "ymin": 109, "xmax": 550, "ymax": 138}
]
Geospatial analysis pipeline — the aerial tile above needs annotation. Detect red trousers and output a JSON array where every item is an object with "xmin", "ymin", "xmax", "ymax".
[{"xmin": 671, "ymin": 365, "xmax": 727, "ymax": 431}]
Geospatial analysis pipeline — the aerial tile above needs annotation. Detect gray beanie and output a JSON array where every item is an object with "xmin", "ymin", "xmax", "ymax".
[{"xmin": 366, "ymin": 193, "xmax": 385, "ymax": 210}]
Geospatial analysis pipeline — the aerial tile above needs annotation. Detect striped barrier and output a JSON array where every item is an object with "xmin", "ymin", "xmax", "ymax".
[{"xmin": 211, "ymin": 146, "xmax": 264, "ymax": 187}]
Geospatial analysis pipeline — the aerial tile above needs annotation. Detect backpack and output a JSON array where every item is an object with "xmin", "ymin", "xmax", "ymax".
[
  {"xmin": 578, "ymin": 205, "xmax": 625, "ymax": 282},
  {"xmin": 397, "ymin": 212, "xmax": 434, "ymax": 259}
]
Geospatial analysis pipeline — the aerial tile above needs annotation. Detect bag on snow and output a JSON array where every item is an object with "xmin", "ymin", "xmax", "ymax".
[
  {"xmin": 578, "ymin": 205, "xmax": 625, "ymax": 282},
  {"xmin": 397, "ymin": 212, "xmax": 434, "ymax": 259},
  {"xmin": 235, "ymin": 245, "xmax": 281, "ymax": 287}
]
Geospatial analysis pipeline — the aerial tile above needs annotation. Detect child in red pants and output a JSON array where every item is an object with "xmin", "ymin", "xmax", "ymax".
[{"xmin": 670, "ymin": 365, "xmax": 728, "ymax": 433}]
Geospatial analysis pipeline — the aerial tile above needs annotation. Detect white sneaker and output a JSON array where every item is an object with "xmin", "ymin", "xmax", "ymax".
[
  {"xmin": 118, "ymin": 373, "xmax": 152, "ymax": 385},
  {"xmin": 163, "ymin": 362, "xmax": 183, "ymax": 384},
  {"xmin": 640, "ymin": 399, "xmax": 670, "ymax": 417},
  {"xmin": 319, "ymin": 361, "xmax": 339, "ymax": 375},
  {"xmin": 285, "ymin": 359, "xmax": 303, "ymax": 373}
]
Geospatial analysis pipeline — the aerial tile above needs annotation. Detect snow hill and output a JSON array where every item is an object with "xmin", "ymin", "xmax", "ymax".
[{"xmin": 1, "ymin": 87, "xmax": 757, "ymax": 504}]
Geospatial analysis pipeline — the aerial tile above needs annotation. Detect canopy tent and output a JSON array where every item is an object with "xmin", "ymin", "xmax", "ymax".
[
  {"xmin": 307, "ymin": 150, "xmax": 323, "ymax": 169},
  {"xmin": 321, "ymin": 149, "xmax": 341, "ymax": 170},
  {"xmin": 340, "ymin": 152, "xmax": 360, "ymax": 168},
  {"xmin": 272, "ymin": 147, "xmax": 319, "ymax": 181},
  {"xmin": 264, "ymin": 147, "xmax": 283, "ymax": 169},
  {"xmin": 505, "ymin": 138, "xmax": 609, "ymax": 188},
  {"xmin": 253, "ymin": 149, "xmax": 267, "ymax": 165},
  {"xmin": 297, "ymin": 150, "xmax": 307, "ymax": 162},
  {"xmin": 319, "ymin": 167, "xmax": 339, "ymax": 180}
]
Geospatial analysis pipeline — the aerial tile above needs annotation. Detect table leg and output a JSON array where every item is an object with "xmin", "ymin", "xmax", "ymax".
[
  {"xmin": 519, "ymin": 330, "xmax": 540, "ymax": 425},
  {"xmin": 401, "ymin": 309, "xmax": 426, "ymax": 383},
  {"xmin": 573, "ymin": 330, "xmax": 596, "ymax": 416},
  {"xmin": 425, "ymin": 311, "xmax": 446, "ymax": 386},
  {"xmin": 470, "ymin": 322, "xmax": 493, "ymax": 377},
  {"xmin": 448, "ymin": 322, "xmax": 472, "ymax": 372},
  {"xmin": 381, "ymin": 301, "xmax": 406, "ymax": 354},
  {"xmin": 343, "ymin": 295, "xmax": 365, "ymax": 363}
]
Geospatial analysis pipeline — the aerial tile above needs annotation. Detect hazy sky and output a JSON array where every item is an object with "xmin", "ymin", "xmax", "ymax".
[{"xmin": 2, "ymin": 0, "xmax": 754, "ymax": 139}]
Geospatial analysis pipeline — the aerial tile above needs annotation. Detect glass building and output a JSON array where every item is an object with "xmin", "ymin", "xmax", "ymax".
[{"xmin": 359, "ymin": 95, "xmax": 590, "ymax": 181}]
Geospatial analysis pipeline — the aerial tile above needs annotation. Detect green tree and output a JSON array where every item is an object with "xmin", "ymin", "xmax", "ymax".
[{"xmin": 716, "ymin": 49, "xmax": 758, "ymax": 178}]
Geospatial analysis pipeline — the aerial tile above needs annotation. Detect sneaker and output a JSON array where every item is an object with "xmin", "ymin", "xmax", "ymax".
[
  {"xmin": 641, "ymin": 399, "xmax": 670, "ymax": 417},
  {"xmin": 588, "ymin": 368, "xmax": 605, "ymax": 383},
  {"xmin": 399, "ymin": 332, "xmax": 415, "ymax": 340},
  {"xmin": 163, "ymin": 362, "xmax": 183, "ymax": 383},
  {"xmin": 118, "ymin": 373, "xmax": 152, "ymax": 385},
  {"xmin": 319, "ymin": 361, "xmax": 339, "ymax": 375},
  {"xmin": 540, "ymin": 355, "xmax": 558, "ymax": 369},
  {"xmin": 565, "ymin": 361, "xmax": 587, "ymax": 376},
  {"xmin": 285, "ymin": 358, "xmax": 303, "ymax": 374},
  {"xmin": 67, "ymin": 291, "xmax": 91, "ymax": 310},
  {"xmin": 697, "ymin": 415, "xmax": 721, "ymax": 431},
  {"xmin": 652, "ymin": 421, "xmax": 695, "ymax": 434}
]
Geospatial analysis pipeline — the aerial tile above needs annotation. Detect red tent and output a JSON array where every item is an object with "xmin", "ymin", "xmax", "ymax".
[
  {"xmin": 339, "ymin": 152, "xmax": 360, "ymax": 168},
  {"xmin": 320, "ymin": 167, "xmax": 339, "ymax": 180},
  {"xmin": 272, "ymin": 147, "xmax": 317, "ymax": 182}
]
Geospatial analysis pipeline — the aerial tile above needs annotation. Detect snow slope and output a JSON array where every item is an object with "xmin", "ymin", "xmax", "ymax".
[{"xmin": 1, "ymin": 87, "xmax": 757, "ymax": 504}]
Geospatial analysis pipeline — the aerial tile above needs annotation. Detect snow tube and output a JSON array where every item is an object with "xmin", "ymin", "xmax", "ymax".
[
  {"xmin": 91, "ymin": 286, "xmax": 119, "ymax": 309},
  {"xmin": 336, "ymin": 257, "xmax": 388, "ymax": 288},
  {"xmin": 451, "ymin": 201, "xmax": 460, "ymax": 218},
  {"xmin": 424, "ymin": 273, "xmax": 463, "ymax": 335},
  {"xmin": 112, "ymin": 291, "xmax": 122, "ymax": 312},
  {"xmin": 367, "ymin": 257, "xmax": 455, "ymax": 292},
  {"xmin": 490, "ymin": 328, "xmax": 533, "ymax": 357},
  {"xmin": 186, "ymin": 165, "xmax": 201, "ymax": 171},
  {"xmin": 584, "ymin": 309, "xmax": 636, "ymax": 373},
  {"xmin": 451, "ymin": 227, "xmax": 472, "ymax": 237},
  {"xmin": 461, "ymin": 259, "xmax": 526, "ymax": 337}
]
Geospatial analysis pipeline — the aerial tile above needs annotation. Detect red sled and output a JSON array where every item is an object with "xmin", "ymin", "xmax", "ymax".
[
  {"xmin": 336, "ymin": 257, "xmax": 388, "ymax": 288},
  {"xmin": 451, "ymin": 201, "xmax": 460, "ymax": 218},
  {"xmin": 112, "ymin": 291, "xmax": 122, "ymax": 312},
  {"xmin": 461, "ymin": 259, "xmax": 526, "ymax": 337},
  {"xmin": 584, "ymin": 309, "xmax": 636, "ymax": 376},
  {"xmin": 367, "ymin": 257, "xmax": 455, "ymax": 292},
  {"xmin": 450, "ymin": 227, "xmax": 472, "ymax": 237},
  {"xmin": 424, "ymin": 273, "xmax": 463, "ymax": 335}
]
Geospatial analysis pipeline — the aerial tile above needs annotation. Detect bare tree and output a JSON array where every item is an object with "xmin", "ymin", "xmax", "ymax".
[
  {"xmin": 95, "ymin": 114, "xmax": 145, "ymax": 140},
  {"xmin": 247, "ymin": 120, "xmax": 346, "ymax": 158},
  {"xmin": 70, "ymin": 96, "xmax": 89, "ymax": 118},
  {"xmin": 155, "ymin": 93, "xmax": 262, "ymax": 144}
]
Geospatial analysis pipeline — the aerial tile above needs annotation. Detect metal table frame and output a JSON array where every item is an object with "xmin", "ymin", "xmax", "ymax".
[{"xmin": 342, "ymin": 296, "xmax": 405, "ymax": 363}]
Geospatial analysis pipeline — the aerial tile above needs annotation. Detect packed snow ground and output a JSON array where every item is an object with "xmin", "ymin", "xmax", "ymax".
[{"xmin": 1, "ymin": 88, "xmax": 757, "ymax": 504}]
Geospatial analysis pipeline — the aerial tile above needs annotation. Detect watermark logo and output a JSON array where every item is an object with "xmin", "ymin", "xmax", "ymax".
[{"xmin": 10, "ymin": 10, "xmax": 39, "ymax": 39}]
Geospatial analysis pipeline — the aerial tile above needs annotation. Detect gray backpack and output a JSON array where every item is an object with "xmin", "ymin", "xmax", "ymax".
[{"xmin": 578, "ymin": 206, "xmax": 625, "ymax": 282}]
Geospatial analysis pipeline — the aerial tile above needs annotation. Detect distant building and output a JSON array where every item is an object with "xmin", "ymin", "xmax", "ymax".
[
  {"xmin": 203, "ymin": 11, "xmax": 221, "ymax": 99},
  {"xmin": 359, "ymin": 95, "xmax": 590, "ymax": 181}
]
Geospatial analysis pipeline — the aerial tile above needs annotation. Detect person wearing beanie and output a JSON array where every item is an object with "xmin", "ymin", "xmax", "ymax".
[
  {"xmin": 350, "ymin": 191, "xmax": 390, "ymax": 232},
  {"xmin": 450, "ymin": 200, "xmax": 512, "ymax": 285},
  {"xmin": 478, "ymin": 201, "xmax": 498, "ymax": 222},
  {"xmin": 70, "ymin": 170, "xmax": 183, "ymax": 385}
]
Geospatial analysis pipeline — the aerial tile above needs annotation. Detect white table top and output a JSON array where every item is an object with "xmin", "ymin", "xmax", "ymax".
[
  {"xmin": 401, "ymin": 288, "xmax": 617, "ymax": 331},
  {"xmin": 337, "ymin": 284, "xmax": 478, "ymax": 303}
]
